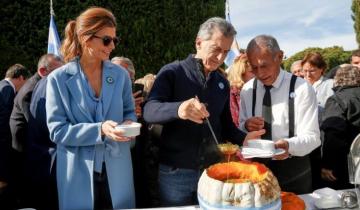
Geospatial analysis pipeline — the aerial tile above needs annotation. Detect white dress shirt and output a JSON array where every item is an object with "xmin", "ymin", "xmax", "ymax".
[
  {"xmin": 239, "ymin": 70, "xmax": 321, "ymax": 156},
  {"xmin": 312, "ymin": 76, "xmax": 334, "ymax": 108}
]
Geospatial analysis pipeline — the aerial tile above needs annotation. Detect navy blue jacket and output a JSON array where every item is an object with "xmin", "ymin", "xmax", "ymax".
[
  {"xmin": 0, "ymin": 79, "xmax": 15, "ymax": 181},
  {"xmin": 144, "ymin": 55, "xmax": 246, "ymax": 169},
  {"xmin": 26, "ymin": 77, "xmax": 56, "ymax": 182}
]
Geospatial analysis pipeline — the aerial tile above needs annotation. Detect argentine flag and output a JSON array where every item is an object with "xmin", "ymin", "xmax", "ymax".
[
  {"xmin": 224, "ymin": 0, "xmax": 240, "ymax": 67},
  {"xmin": 47, "ymin": 15, "xmax": 61, "ymax": 57}
]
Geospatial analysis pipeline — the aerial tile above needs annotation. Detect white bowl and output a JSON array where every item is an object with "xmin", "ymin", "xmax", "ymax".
[
  {"xmin": 247, "ymin": 139, "xmax": 275, "ymax": 153},
  {"xmin": 115, "ymin": 122, "xmax": 141, "ymax": 137}
]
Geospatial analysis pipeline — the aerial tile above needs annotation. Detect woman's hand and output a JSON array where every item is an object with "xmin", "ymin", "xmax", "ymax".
[{"xmin": 101, "ymin": 120, "xmax": 133, "ymax": 142}]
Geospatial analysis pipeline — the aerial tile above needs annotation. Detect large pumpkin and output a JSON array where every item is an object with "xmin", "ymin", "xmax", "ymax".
[{"xmin": 198, "ymin": 161, "xmax": 281, "ymax": 210}]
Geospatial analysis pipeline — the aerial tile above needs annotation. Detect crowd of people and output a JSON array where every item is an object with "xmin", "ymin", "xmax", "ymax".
[{"xmin": 0, "ymin": 6, "xmax": 359, "ymax": 210}]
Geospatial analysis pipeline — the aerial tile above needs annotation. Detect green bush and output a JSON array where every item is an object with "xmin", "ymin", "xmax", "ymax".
[
  {"xmin": 0, "ymin": 0, "xmax": 224, "ymax": 78},
  {"xmin": 282, "ymin": 46, "xmax": 352, "ymax": 73}
]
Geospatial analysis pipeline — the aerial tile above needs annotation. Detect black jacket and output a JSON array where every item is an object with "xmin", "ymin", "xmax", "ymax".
[
  {"xmin": 143, "ymin": 55, "xmax": 246, "ymax": 170},
  {"xmin": 321, "ymin": 85, "xmax": 360, "ymax": 188},
  {"xmin": 10, "ymin": 73, "xmax": 41, "ymax": 152},
  {"xmin": 0, "ymin": 79, "xmax": 15, "ymax": 181}
]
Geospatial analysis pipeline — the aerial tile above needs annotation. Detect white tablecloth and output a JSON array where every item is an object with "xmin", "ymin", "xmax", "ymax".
[{"xmin": 127, "ymin": 189, "xmax": 358, "ymax": 210}]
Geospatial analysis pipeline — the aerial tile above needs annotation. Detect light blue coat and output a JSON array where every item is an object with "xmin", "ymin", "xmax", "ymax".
[{"xmin": 46, "ymin": 58, "xmax": 136, "ymax": 210}]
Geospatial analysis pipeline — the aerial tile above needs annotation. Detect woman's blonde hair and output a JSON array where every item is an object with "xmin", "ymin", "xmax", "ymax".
[
  {"xmin": 135, "ymin": 73, "xmax": 156, "ymax": 93},
  {"xmin": 227, "ymin": 57, "xmax": 250, "ymax": 88},
  {"xmin": 61, "ymin": 7, "xmax": 116, "ymax": 63}
]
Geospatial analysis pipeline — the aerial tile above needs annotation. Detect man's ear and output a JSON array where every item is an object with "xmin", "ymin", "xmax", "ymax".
[
  {"xmin": 195, "ymin": 37, "xmax": 202, "ymax": 51},
  {"xmin": 38, "ymin": 67, "xmax": 48, "ymax": 77},
  {"xmin": 276, "ymin": 50, "xmax": 284, "ymax": 62}
]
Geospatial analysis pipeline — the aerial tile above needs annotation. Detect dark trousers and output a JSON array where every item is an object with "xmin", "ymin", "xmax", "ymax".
[
  {"xmin": 268, "ymin": 156, "xmax": 312, "ymax": 194},
  {"xmin": 0, "ymin": 185, "xmax": 15, "ymax": 210},
  {"xmin": 94, "ymin": 164, "xmax": 113, "ymax": 210},
  {"xmin": 25, "ymin": 163, "xmax": 58, "ymax": 210},
  {"xmin": 310, "ymin": 147, "xmax": 324, "ymax": 190}
]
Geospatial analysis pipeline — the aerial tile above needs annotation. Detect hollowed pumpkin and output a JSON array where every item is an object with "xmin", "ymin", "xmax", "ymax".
[{"xmin": 198, "ymin": 161, "xmax": 281, "ymax": 209}]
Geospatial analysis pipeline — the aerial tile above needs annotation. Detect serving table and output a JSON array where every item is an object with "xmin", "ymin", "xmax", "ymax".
[{"xmin": 126, "ymin": 189, "xmax": 358, "ymax": 210}]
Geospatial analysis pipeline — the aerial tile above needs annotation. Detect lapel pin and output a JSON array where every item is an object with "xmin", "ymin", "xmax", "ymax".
[
  {"xmin": 290, "ymin": 92, "xmax": 296, "ymax": 98},
  {"xmin": 218, "ymin": 82, "xmax": 224, "ymax": 90},
  {"xmin": 106, "ymin": 76, "xmax": 114, "ymax": 84}
]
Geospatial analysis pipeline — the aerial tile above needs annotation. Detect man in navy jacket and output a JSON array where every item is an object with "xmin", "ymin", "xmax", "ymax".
[
  {"xmin": 0, "ymin": 64, "xmax": 30, "ymax": 209},
  {"xmin": 143, "ymin": 17, "xmax": 264, "ymax": 207}
]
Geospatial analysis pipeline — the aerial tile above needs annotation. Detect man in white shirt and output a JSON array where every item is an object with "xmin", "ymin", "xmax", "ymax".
[{"xmin": 239, "ymin": 35, "xmax": 321, "ymax": 194}]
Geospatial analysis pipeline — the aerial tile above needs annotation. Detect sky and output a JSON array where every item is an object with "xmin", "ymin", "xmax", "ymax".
[{"xmin": 227, "ymin": 0, "xmax": 357, "ymax": 58}]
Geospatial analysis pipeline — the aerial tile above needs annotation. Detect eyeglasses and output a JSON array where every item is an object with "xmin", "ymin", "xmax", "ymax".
[
  {"xmin": 92, "ymin": 35, "xmax": 119, "ymax": 46},
  {"xmin": 302, "ymin": 69, "xmax": 319, "ymax": 74}
]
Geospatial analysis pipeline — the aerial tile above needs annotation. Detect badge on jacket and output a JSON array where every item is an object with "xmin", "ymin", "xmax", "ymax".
[
  {"xmin": 218, "ymin": 82, "xmax": 224, "ymax": 90},
  {"xmin": 106, "ymin": 76, "xmax": 114, "ymax": 84}
]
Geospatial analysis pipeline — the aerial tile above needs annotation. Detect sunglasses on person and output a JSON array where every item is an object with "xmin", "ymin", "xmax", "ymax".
[{"xmin": 93, "ymin": 35, "xmax": 119, "ymax": 46}]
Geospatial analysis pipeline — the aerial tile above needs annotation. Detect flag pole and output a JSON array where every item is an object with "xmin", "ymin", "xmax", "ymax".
[
  {"xmin": 226, "ymin": 0, "xmax": 231, "ymax": 23},
  {"xmin": 47, "ymin": 0, "xmax": 62, "ymax": 57},
  {"xmin": 224, "ymin": 0, "xmax": 240, "ymax": 67},
  {"xmin": 50, "ymin": 0, "xmax": 54, "ymax": 16}
]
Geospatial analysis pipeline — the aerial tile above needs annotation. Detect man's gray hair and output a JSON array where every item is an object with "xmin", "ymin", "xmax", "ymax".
[
  {"xmin": 197, "ymin": 17, "xmax": 236, "ymax": 40},
  {"xmin": 290, "ymin": 60, "xmax": 302, "ymax": 72},
  {"xmin": 111, "ymin": 56, "xmax": 135, "ymax": 74},
  {"xmin": 37, "ymin": 54, "xmax": 61, "ymax": 70},
  {"xmin": 246, "ymin": 35, "xmax": 281, "ymax": 56}
]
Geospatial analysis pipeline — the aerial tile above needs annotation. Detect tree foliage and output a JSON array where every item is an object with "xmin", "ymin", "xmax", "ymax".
[
  {"xmin": 352, "ymin": 0, "xmax": 360, "ymax": 47},
  {"xmin": 0, "ymin": 0, "xmax": 224, "ymax": 78},
  {"xmin": 283, "ymin": 46, "xmax": 352, "ymax": 72}
]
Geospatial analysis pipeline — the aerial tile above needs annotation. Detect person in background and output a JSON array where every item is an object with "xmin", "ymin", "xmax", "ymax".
[
  {"xmin": 143, "ymin": 17, "xmax": 264, "ymax": 206},
  {"xmin": 351, "ymin": 49, "xmax": 360, "ymax": 68},
  {"xmin": 0, "ymin": 64, "xmax": 30, "ymax": 209},
  {"xmin": 134, "ymin": 73, "xmax": 160, "ymax": 207},
  {"xmin": 302, "ymin": 52, "xmax": 334, "ymax": 114},
  {"xmin": 226, "ymin": 56, "xmax": 254, "ymax": 127},
  {"xmin": 10, "ymin": 54, "xmax": 62, "ymax": 153},
  {"xmin": 112, "ymin": 56, "xmax": 143, "ymax": 118},
  {"xmin": 239, "ymin": 35, "xmax": 320, "ymax": 194},
  {"xmin": 290, "ymin": 60, "xmax": 303, "ymax": 78},
  {"xmin": 135, "ymin": 73, "xmax": 156, "ymax": 100},
  {"xmin": 321, "ymin": 64, "xmax": 360, "ymax": 190},
  {"xmin": 301, "ymin": 52, "xmax": 334, "ymax": 190},
  {"xmin": 112, "ymin": 57, "xmax": 157, "ymax": 207},
  {"xmin": 9, "ymin": 54, "xmax": 62, "ymax": 208},
  {"xmin": 46, "ymin": 7, "xmax": 136, "ymax": 210},
  {"xmin": 111, "ymin": 56, "xmax": 135, "ymax": 82}
]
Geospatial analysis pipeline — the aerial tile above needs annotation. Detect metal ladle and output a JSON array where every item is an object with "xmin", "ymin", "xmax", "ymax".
[{"xmin": 194, "ymin": 95, "xmax": 219, "ymax": 145}]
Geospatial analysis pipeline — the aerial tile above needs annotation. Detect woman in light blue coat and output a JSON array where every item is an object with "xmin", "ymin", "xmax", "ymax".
[{"xmin": 46, "ymin": 7, "xmax": 137, "ymax": 210}]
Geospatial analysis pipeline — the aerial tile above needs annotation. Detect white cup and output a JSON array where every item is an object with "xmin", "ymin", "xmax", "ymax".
[
  {"xmin": 247, "ymin": 139, "xmax": 275, "ymax": 153},
  {"xmin": 115, "ymin": 122, "xmax": 141, "ymax": 137}
]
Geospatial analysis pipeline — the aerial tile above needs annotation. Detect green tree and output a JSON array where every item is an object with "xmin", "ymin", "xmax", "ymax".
[
  {"xmin": 0, "ymin": 0, "xmax": 224, "ymax": 78},
  {"xmin": 352, "ymin": 0, "xmax": 360, "ymax": 47},
  {"xmin": 283, "ymin": 46, "xmax": 351, "ymax": 72}
]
